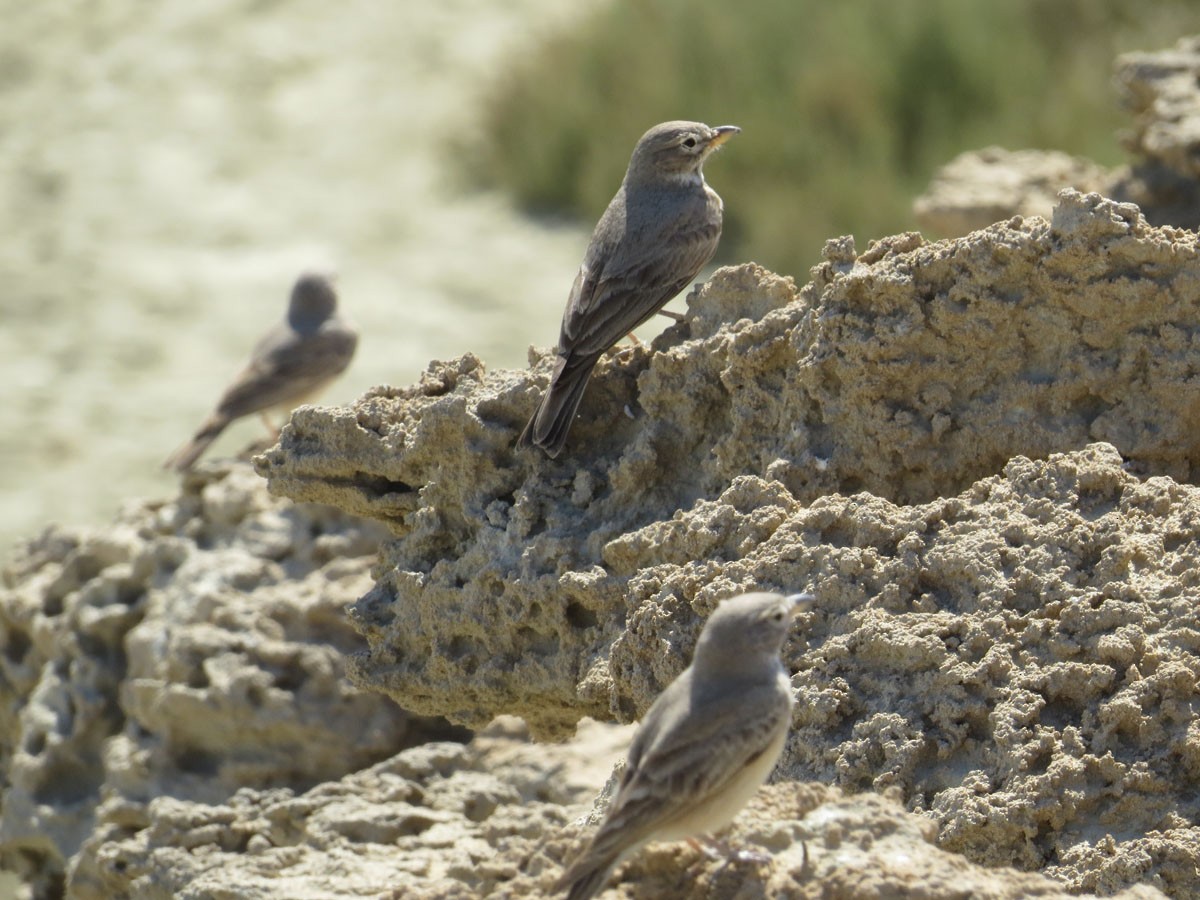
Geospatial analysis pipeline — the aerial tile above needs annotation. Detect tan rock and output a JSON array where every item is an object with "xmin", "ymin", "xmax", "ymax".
[
  {"xmin": 251, "ymin": 190, "xmax": 1200, "ymax": 896},
  {"xmin": 505, "ymin": 783, "xmax": 1167, "ymax": 900},
  {"xmin": 915, "ymin": 37, "xmax": 1200, "ymax": 236},
  {"xmin": 1116, "ymin": 35, "xmax": 1200, "ymax": 180},
  {"xmin": 60, "ymin": 720, "xmax": 1169, "ymax": 900},
  {"xmin": 914, "ymin": 147, "xmax": 1109, "ymax": 236},
  {"xmin": 0, "ymin": 462, "xmax": 461, "ymax": 896},
  {"xmin": 260, "ymin": 190, "xmax": 1200, "ymax": 735},
  {"xmin": 1108, "ymin": 35, "xmax": 1200, "ymax": 232},
  {"xmin": 70, "ymin": 718, "xmax": 631, "ymax": 900}
]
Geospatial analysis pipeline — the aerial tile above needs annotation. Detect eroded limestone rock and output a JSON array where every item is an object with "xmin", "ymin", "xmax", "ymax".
[
  {"xmin": 257, "ymin": 191, "xmax": 1200, "ymax": 895},
  {"xmin": 1108, "ymin": 35, "xmax": 1200, "ymax": 232},
  {"xmin": 609, "ymin": 442, "xmax": 1199, "ymax": 896},
  {"xmin": 505, "ymin": 783, "xmax": 1168, "ymax": 900},
  {"xmin": 914, "ymin": 147, "xmax": 1109, "ymax": 236},
  {"xmin": 62, "ymin": 719, "xmax": 1169, "ymax": 900},
  {"xmin": 261, "ymin": 190, "xmax": 1200, "ymax": 732},
  {"xmin": 916, "ymin": 36, "xmax": 1200, "ymax": 236},
  {"xmin": 1116, "ymin": 35, "xmax": 1200, "ymax": 181},
  {"xmin": 68, "ymin": 718, "xmax": 631, "ymax": 900},
  {"xmin": 0, "ymin": 462, "xmax": 461, "ymax": 896}
]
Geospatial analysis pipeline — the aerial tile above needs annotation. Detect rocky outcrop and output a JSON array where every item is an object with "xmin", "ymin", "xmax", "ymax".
[
  {"xmin": 1117, "ymin": 36, "xmax": 1200, "ymax": 174},
  {"xmin": 9, "ymin": 444, "xmax": 1194, "ymax": 897},
  {"xmin": 67, "ymin": 744, "xmax": 1168, "ymax": 900},
  {"xmin": 8, "ymin": 22, "xmax": 1200, "ymax": 900},
  {"xmin": 1111, "ymin": 33, "xmax": 1200, "ymax": 226},
  {"xmin": 0, "ymin": 463, "xmax": 464, "ymax": 897},
  {"xmin": 255, "ymin": 190, "xmax": 1200, "ymax": 897},
  {"xmin": 913, "ymin": 147, "xmax": 1110, "ymax": 237},
  {"xmin": 260, "ymin": 190, "xmax": 1200, "ymax": 731},
  {"xmin": 67, "ymin": 717, "xmax": 630, "ymax": 900},
  {"xmin": 915, "ymin": 36, "xmax": 1200, "ymax": 235},
  {"xmin": 6, "ymin": 188, "xmax": 1200, "ymax": 896},
  {"xmin": 507, "ymin": 782, "xmax": 1167, "ymax": 900}
]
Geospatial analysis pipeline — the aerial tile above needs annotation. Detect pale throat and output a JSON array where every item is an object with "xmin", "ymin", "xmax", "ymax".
[{"xmin": 661, "ymin": 168, "xmax": 706, "ymax": 188}]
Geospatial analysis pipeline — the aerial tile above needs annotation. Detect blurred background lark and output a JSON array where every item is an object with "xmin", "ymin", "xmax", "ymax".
[{"xmin": 2, "ymin": 0, "xmax": 1197, "ymax": 557}]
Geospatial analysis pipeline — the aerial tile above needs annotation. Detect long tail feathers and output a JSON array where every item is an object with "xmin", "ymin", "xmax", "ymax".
[
  {"xmin": 162, "ymin": 413, "xmax": 230, "ymax": 472},
  {"xmin": 518, "ymin": 357, "xmax": 598, "ymax": 458},
  {"xmin": 556, "ymin": 849, "xmax": 620, "ymax": 900}
]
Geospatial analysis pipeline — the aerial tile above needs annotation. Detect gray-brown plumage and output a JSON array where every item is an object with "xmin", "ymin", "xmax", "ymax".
[
  {"xmin": 518, "ymin": 120, "xmax": 739, "ymax": 457},
  {"xmin": 557, "ymin": 591, "xmax": 814, "ymax": 900},
  {"xmin": 164, "ymin": 273, "xmax": 357, "ymax": 471}
]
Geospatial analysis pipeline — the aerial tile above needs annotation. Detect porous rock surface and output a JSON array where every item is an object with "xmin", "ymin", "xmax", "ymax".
[
  {"xmin": 913, "ymin": 147, "xmax": 1110, "ymax": 236},
  {"xmin": 915, "ymin": 36, "xmax": 1200, "ymax": 235},
  {"xmin": 1120, "ymin": 35, "xmax": 1200, "ymax": 167},
  {"xmin": 260, "ymin": 189, "xmax": 1200, "ymax": 728},
  {"xmin": 67, "ymin": 717, "xmax": 630, "ymax": 900},
  {"xmin": 0, "ymin": 462, "xmax": 460, "ymax": 897},
  {"xmin": 258, "ymin": 190, "xmax": 1200, "ymax": 897},
  {"xmin": 506, "ymin": 783, "xmax": 1166, "ymax": 900},
  {"xmin": 71, "ymin": 748, "xmax": 1167, "ymax": 900}
]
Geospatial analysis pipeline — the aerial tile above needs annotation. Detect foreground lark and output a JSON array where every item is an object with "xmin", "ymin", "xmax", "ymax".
[
  {"xmin": 164, "ymin": 273, "xmax": 357, "ymax": 471},
  {"xmin": 519, "ymin": 120, "xmax": 739, "ymax": 457},
  {"xmin": 558, "ymin": 591, "xmax": 814, "ymax": 900}
]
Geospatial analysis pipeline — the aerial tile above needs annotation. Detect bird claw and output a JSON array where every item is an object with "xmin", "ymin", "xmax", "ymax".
[
  {"xmin": 731, "ymin": 847, "xmax": 773, "ymax": 866},
  {"xmin": 613, "ymin": 345, "xmax": 640, "ymax": 362},
  {"xmin": 259, "ymin": 412, "xmax": 282, "ymax": 439},
  {"xmin": 688, "ymin": 836, "xmax": 773, "ymax": 868}
]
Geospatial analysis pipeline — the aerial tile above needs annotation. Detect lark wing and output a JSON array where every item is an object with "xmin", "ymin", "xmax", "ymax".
[
  {"xmin": 558, "ymin": 187, "xmax": 721, "ymax": 360},
  {"xmin": 589, "ymin": 678, "xmax": 789, "ymax": 860},
  {"xmin": 215, "ymin": 322, "xmax": 357, "ymax": 418}
]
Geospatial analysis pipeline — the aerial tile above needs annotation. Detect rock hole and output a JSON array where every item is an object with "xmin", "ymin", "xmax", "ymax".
[
  {"xmin": 565, "ymin": 601, "xmax": 599, "ymax": 630},
  {"xmin": 4, "ymin": 628, "xmax": 31, "ymax": 664},
  {"xmin": 1039, "ymin": 696, "xmax": 1085, "ymax": 730},
  {"xmin": 356, "ymin": 472, "xmax": 415, "ymax": 496},
  {"xmin": 1164, "ymin": 533, "xmax": 1189, "ymax": 553},
  {"xmin": 272, "ymin": 662, "xmax": 307, "ymax": 693},
  {"xmin": 115, "ymin": 581, "xmax": 144, "ymax": 606},
  {"xmin": 246, "ymin": 683, "xmax": 265, "ymax": 708},
  {"xmin": 44, "ymin": 593, "xmax": 64, "ymax": 617},
  {"xmin": 32, "ymin": 758, "xmax": 96, "ymax": 805},
  {"xmin": 173, "ymin": 747, "xmax": 220, "ymax": 776},
  {"xmin": 517, "ymin": 626, "xmax": 557, "ymax": 656},
  {"xmin": 24, "ymin": 730, "xmax": 46, "ymax": 756},
  {"xmin": 1027, "ymin": 745, "xmax": 1053, "ymax": 775},
  {"xmin": 821, "ymin": 522, "xmax": 858, "ymax": 549},
  {"xmin": 463, "ymin": 795, "xmax": 499, "ymax": 823}
]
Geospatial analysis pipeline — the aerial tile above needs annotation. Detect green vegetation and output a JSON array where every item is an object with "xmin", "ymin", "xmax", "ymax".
[{"xmin": 465, "ymin": 0, "xmax": 1199, "ymax": 279}]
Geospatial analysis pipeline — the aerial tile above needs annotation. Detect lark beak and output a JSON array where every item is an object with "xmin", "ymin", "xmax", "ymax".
[
  {"xmin": 707, "ymin": 125, "xmax": 741, "ymax": 149},
  {"xmin": 784, "ymin": 593, "xmax": 816, "ymax": 617}
]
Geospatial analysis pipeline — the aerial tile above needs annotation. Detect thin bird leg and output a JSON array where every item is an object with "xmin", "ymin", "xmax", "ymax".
[
  {"xmin": 795, "ymin": 840, "xmax": 810, "ymax": 879},
  {"xmin": 689, "ymin": 836, "xmax": 773, "ymax": 866},
  {"xmin": 695, "ymin": 837, "xmax": 776, "ymax": 887},
  {"xmin": 610, "ymin": 331, "xmax": 645, "ymax": 361},
  {"xmin": 259, "ymin": 412, "xmax": 281, "ymax": 439},
  {"xmin": 613, "ymin": 306, "xmax": 686, "ymax": 360}
]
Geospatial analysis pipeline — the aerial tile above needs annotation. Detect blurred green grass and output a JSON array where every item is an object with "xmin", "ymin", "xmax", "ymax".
[{"xmin": 462, "ymin": 0, "xmax": 1199, "ymax": 279}]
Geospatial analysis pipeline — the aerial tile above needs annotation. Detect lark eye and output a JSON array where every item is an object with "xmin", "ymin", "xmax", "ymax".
[
  {"xmin": 771, "ymin": 610, "xmax": 785, "ymax": 622},
  {"xmin": 682, "ymin": 136, "xmax": 697, "ymax": 149}
]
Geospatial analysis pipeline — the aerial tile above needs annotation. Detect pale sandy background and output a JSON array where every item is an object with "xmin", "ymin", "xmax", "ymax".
[{"xmin": 0, "ymin": 0, "xmax": 619, "ymax": 557}]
